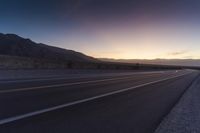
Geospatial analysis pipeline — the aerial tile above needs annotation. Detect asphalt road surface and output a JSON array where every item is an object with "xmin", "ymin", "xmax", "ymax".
[{"xmin": 0, "ymin": 69, "xmax": 199, "ymax": 133}]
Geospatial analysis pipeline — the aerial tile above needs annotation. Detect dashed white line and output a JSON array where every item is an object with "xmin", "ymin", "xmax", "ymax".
[
  {"xmin": 0, "ymin": 71, "xmax": 166, "ymax": 83},
  {"xmin": 0, "ymin": 72, "xmax": 166, "ymax": 93},
  {"xmin": 0, "ymin": 72, "xmax": 189, "ymax": 125}
]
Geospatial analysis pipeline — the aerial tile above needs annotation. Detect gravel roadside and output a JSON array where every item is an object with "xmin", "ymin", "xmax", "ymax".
[{"xmin": 155, "ymin": 73, "xmax": 200, "ymax": 133}]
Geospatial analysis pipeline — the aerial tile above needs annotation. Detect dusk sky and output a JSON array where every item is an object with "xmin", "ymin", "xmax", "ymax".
[{"xmin": 1, "ymin": 0, "xmax": 200, "ymax": 59}]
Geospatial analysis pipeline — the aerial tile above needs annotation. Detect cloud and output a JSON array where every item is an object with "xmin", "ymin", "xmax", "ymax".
[{"xmin": 167, "ymin": 50, "xmax": 188, "ymax": 56}]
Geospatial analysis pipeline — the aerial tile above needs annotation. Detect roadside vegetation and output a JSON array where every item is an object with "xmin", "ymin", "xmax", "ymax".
[{"xmin": 0, "ymin": 55, "xmax": 183, "ymax": 70}]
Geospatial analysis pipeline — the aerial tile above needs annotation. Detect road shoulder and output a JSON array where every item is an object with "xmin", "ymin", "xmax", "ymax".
[{"xmin": 155, "ymin": 73, "xmax": 200, "ymax": 133}]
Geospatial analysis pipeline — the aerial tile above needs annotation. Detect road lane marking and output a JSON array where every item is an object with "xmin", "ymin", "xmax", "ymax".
[
  {"xmin": 0, "ymin": 72, "xmax": 190, "ymax": 125},
  {"xmin": 0, "ymin": 72, "xmax": 172, "ymax": 93},
  {"xmin": 0, "ymin": 71, "xmax": 170, "ymax": 83}
]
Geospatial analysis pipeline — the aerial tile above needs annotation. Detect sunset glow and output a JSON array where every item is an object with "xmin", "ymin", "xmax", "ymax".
[{"xmin": 1, "ymin": 0, "xmax": 200, "ymax": 60}]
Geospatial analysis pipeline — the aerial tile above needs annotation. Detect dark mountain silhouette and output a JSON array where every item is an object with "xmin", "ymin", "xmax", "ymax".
[
  {"xmin": 0, "ymin": 33, "xmax": 198, "ymax": 69},
  {"xmin": 100, "ymin": 58, "xmax": 200, "ymax": 67},
  {"xmin": 0, "ymin": 33, "xmax": 97, "ymax": 62}
]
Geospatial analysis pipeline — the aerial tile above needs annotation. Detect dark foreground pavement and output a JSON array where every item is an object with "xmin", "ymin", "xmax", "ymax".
[{"xmin": 0, "ymin": 70, "xmax": 199, "ymax": 133}]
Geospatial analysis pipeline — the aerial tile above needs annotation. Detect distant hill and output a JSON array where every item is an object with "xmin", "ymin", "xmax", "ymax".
[
  {"xmin": 0, "ymin": 33, "xmax": 198, "ymax": 69},
  {"xmin": 100, "ymin": 58, "xmax": 200, "ymax": 67},
  {"xmin": 0, "ymin": 33, "xmax": 97, "ymax": 62}
]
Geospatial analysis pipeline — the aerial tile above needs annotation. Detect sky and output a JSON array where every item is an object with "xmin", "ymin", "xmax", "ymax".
[{"xmin": 1, "ymin": 0, "xmax": 200, "ymax": 59}]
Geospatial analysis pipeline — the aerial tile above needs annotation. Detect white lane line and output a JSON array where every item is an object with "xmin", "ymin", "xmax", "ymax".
[
  {"xmin": 0, "ymin": 71, "xmax": 168, "ymax": 83},
  {"xmin": 0, "ymin": 72, "xmax": 167, "ymax": 93},
  {"xmin": 0, "ymin": 72, "xmax": 190, "ymax": 125}
]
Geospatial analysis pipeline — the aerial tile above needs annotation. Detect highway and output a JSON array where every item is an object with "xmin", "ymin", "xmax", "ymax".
[{"xmin": 0, "ymin": 69, "xmax": 199, "ymax": 133}]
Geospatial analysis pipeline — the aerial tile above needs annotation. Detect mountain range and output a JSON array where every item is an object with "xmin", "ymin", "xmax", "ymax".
[
  {"xmin": 0, "ymin": 33, "xmax": 97, "ymax": 62},
  {"xmin": 0, "ymin": 33, "xmax": 199, "ymax": 67},
  {"xmin": 100, "ymin": 58, "xmax": 200, "ymax": 67}
]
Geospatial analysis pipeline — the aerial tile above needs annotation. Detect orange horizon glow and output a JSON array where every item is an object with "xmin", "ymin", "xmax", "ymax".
[{"xmin": 59, "ymin": 22, "xmax": 199, "ymax": 60}]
